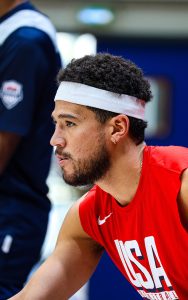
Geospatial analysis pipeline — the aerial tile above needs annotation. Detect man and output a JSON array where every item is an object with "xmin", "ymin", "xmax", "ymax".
[
  {"xmin": 0, "ymin": 0, "xmax": 61, "ymax": 298},
  {"xmin": 9, "ymin": 53, "xmax": 188, "ymax": 300}
]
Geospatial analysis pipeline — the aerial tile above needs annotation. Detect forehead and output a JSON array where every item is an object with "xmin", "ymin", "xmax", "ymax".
[{"xmin": 52, "ymin": 100, "xmax": 95, "ymax": 120}]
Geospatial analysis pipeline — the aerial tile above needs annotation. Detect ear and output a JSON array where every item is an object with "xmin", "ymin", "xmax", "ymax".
[{"xmin": 109, "ymin": 115, "xmax": 130, "ymax": 144}]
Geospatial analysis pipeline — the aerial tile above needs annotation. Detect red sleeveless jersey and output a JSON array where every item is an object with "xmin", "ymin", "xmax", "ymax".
[{"xmin": 79, "ymin": 146, "xmax": 188, "ymax": 300}]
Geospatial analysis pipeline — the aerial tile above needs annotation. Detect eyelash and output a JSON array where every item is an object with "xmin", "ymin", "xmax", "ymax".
[
  {"xmin": 52, "ymin": 120, "xmax": 76, "ymax": 127},
  {"xmin": 65, "ymin": 121, "xmax": 75, "ymax": 127}
]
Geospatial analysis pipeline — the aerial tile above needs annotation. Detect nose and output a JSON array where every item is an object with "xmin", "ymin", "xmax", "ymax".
[{"xmin": 50, "ymin": 127, "xmax": 66, "ymax": 147}]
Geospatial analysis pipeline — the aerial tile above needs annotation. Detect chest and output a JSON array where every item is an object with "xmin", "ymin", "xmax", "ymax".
[{"xmin": 96, "ymin": 182, "xmax": 188, "ymax": 298}]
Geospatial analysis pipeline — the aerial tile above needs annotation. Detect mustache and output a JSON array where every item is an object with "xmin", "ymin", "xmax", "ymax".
[{"xmin": 55, "ymin": 148, "xmax": 72, "ymax": 159}]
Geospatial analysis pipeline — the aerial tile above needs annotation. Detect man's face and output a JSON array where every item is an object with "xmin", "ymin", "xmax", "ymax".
[{"xmin": 51, "ymin": 100, "xmax": 111, "ymax": 186}]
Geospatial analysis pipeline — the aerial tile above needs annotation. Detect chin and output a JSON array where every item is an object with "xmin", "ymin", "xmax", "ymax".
[{"xmin": 63, "ymin": 173, "xmax": 76, "ymax": 185}]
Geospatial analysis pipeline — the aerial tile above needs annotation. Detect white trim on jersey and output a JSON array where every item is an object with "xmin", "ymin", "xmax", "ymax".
[{"xmin": 0, "ymin": 9, "xmax": 58, "ymax": 50}]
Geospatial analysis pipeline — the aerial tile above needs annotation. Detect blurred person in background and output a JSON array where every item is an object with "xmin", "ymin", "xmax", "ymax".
[
  {"xmin": 0, "ymin": 0, "xmax": 61, "ymax": 298},
  {"xmin": 8, "ymin": 53, "xmax": 188, "ymax": 300}
]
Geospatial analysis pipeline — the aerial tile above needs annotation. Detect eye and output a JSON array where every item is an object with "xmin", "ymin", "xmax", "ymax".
[{"xmin": 65, "ymin": 120, "xmax": 75, "ymax": 127}]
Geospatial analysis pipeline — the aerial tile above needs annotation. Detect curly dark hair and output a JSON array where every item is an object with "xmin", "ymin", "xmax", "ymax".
[{"xmin": 57, "ymin": 53, "xmax": 152, "ymax": 144}]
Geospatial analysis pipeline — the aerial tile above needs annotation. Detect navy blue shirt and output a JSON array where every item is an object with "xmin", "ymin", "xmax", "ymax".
[{"xmin": 0, "ymin": 2, "xmax": 61, "ymax": 217}]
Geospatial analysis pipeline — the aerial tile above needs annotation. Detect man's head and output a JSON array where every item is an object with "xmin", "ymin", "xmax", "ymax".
[
  {"xmin": 51, "ymin": 53, "xmax": 152, "ymax": 186},
  {"xmin": 57, "ymin": 53, "xmax": 152, "ymax": 145}
]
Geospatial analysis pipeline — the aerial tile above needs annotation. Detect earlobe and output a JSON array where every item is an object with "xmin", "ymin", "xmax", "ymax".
[{"xmin": 111, "ymin": 137, "xmax": 117, "ymax": 145}]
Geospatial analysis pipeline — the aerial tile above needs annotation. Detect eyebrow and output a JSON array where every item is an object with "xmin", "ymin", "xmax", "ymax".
[{"xmin": 51, "ymin": 113, "xmax": 79, "ymax": 121}]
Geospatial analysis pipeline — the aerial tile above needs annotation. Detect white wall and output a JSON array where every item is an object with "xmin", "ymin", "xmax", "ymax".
[{"xmin": 33, "ymin": 0, "xmax": 188, "ymax": 37}]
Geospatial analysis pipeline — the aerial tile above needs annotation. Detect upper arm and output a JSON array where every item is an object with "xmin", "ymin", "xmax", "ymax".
[
  {"xmin": 13, "ymin": 200, "xmax": 104, "ymax": 300},
  {"xmin": 0, "ymin": 131, "xmax": 21, "ymax": 175},
  {"xmin": 54, "ymin": 200, "xmax": 104, "ymax": 295},
  {"xmin": 0, "ymin": 31, "xmax": 53, "ymax": 136},
  {"xmin": 178, "ymin": 168, "xmax": 188, "ymax": 229},
  {"xmin": 0, "ymin": 32, "xmax": 55, "ymax": 174}
]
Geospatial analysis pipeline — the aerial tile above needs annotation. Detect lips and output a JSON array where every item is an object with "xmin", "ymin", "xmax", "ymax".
[
  {"xmin": 56, "ymin": 154, "xmax": 68, "ymax": 161},
  {"xmin": 56, "ymin": 154, "xmax": 69, "ymax": 167}
]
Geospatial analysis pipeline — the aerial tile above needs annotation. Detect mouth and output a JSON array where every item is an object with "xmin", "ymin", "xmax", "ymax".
[{"xmin": 56, "ymin": 154, "xmax": 69, "ymax": 167}]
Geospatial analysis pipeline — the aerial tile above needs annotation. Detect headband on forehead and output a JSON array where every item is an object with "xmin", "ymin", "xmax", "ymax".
[{"xmin": 54, "ymin": 81, "xmax": 145, "ymax": 120}]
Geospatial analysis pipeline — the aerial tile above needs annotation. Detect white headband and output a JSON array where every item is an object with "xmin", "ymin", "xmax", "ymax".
[{"xmin": 54, "ymin": 81, "xmax": 145, "ymax": 120}]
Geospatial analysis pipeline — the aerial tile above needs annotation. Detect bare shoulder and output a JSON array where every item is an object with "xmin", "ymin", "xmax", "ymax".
[
  {"xmin": 178, "ymin": 168, "xmax": 188, "ymax": 229},
  {"xmin": 57, "ymin": 195, "xmax": 89, "ymax": 240},
  {"xmin": 180, "ymin": 168, "xmax": 188, "ymax": 200},
  {"xmin": 56, "ymin": 194, "xmax": 103, "ymax": 254}
]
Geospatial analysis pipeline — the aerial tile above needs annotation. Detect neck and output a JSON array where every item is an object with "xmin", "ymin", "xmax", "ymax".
[
  {"xmin": 97, "ymin": 141, "xmax": 146, "ymax": 206},
  {"xmin": 0, "ymin": 0, "xmax": 25, "ymax": 17}
]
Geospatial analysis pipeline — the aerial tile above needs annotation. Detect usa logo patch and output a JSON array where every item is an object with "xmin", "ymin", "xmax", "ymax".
[{"xmin": 0, "ymin": 80, "xmax": 23, "ymax": 109}]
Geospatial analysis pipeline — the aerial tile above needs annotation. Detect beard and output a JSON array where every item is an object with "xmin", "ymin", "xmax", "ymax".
[{"xmin": 58, "ymin": 140, "xmax": 111, "ymax": 187}]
